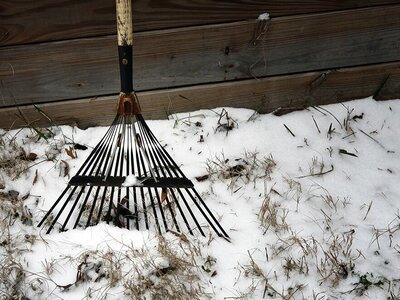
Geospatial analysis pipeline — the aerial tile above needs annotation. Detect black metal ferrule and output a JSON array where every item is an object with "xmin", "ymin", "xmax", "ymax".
[{"xmin": 118, "ymin": 45, "xmax": 133, "ymax": 94}]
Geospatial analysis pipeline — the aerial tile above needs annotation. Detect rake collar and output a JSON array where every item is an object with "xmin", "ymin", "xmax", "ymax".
[{"xmin": 117, "ymin": 92, "xmax": 141, "ymax": 116}]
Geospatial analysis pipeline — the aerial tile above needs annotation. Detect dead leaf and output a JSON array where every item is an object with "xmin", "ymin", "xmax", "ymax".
[
  {"xmin": 74, "ymin": 143, "xmax": 88, "ymax": 150},
  {"xmin": 65, "ymin": 146, "xmax": 77, "ymax": 159},
  {"xmin": 27, "ymin": 153, "xmax": 37, "ymax": 161},
  {"xmin": 195, "ymin": 175, "xmax": 209, "ymax": 182},
  {"xmin": 339, "ymin": 149, "xmax": 358, "ymax": 157},
  {"xmin": 61, "ymin": 160, "xmax": 69, "ymax": 177},
  {"xmin": 161, "ymin": 188, "xmax": 168, "ymax": 201}
]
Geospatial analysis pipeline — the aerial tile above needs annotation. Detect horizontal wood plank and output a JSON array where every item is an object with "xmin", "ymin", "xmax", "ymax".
[
  {"xmin": 1, "ymin": 0, "xmax": 400, "ymax": 46},
  {"xmin": 1, "ymin": 5, "xmax": 400, "ymax": 108},
  {"xmin": 1, "ymin": 62, "xmax": 399, "ymax": 129}
]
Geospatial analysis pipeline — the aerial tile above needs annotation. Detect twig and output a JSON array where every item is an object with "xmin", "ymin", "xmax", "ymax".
[
  {"xmin": 15, "ymin": 108, "xmax": 48, "ymax": 141},
  {"xmin": 316, "ymin": 106, "xmax": 343, "ymax": 129},
  {"xmin": 297, "ymin": 165, "xmax": 334, "ymax": 179},
  {"xmin": 339, "ymin": 149, "xmax": 358, "ymax": 158},
  {"xmin": 363, "ymin": 201, "xmax": 373, "ymax": 221},
  {"xmin": 312, "ymin": 116, "xmax": 320, "ymax": 133},
  {"xmin": 311, "ymin": 106, "xmax": 327, "ymax": 116},
  {"xmin": 358, "ymin": 128, "xmax": 386, "ymax": 150},
  {"xmin": 283, "ymin": 124, "xmax": 295, "ymax": 137},
  {"xmin": 342, "ymin": 132, "xmax": 356, "ymax": 139},
  {"xmin": 373, "ymin": 74, "xmax": 390, "ymax": 100}
]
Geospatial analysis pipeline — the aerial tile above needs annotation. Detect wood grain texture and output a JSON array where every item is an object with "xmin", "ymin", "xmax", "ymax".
[
  {"xmin": 1, "ymin": 61, "xmax": 399, "ymax": 130},
  {"xmin": 1, "ymin": 5, "xmax": 400, "ymax": 107},
  {"xmin": 1, "ymin": 0, "xmax": 400, "ymax": 46}
]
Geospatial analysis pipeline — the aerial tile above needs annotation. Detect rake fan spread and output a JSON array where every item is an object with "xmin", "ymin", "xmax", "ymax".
[
  {"xmin": 38, "ymin": 109, "xmax": 229, "ymax": 239},
  {"xmin": 38, "ymin": 0, "xmax": 229, "ymax": 239}
]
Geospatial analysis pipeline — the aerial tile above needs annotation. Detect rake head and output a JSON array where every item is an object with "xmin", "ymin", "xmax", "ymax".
[
  {"xmin": 38, "ymin": 0, "xmax": 229, "ymax": 239},
  {"xmin": 38, "ymin": 98, "xmax": 229, "ymax": 239}
]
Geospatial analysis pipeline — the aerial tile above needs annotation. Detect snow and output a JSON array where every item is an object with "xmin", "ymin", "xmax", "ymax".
[
  {"xmin": 122, "ymin": 174, "xmax": 143, "ymax": 187},
  {"xmin": 1, "ymin": 97, "xmax": 400, "ymax": 299},
  {"xmin": 258, "ymin": 12, "xmax": 270, "ymax": 21}
]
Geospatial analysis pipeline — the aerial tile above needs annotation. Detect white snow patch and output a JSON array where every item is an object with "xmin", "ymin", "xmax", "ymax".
[
  {"xmin": 1, "ymin": 97, "xmax": 400, "ymax": 299},
  {"xmin": 258, "ymin": 12, "xmax": 270, "ymax": 20},
  {"xmin": 122, "ymin": 174, "xmax": 143, "ymax": 186}
]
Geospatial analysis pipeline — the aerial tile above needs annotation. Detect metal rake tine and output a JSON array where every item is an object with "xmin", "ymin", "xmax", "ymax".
[
  {"xmin": 137, "ymin": 115, "xmax": 185, "ymax": 177},
  {"xmin": 133, "ymin": 115, "xmax": 158, "ymax": 180},
  {"xmin": 105, "ymin": 187, "xmax": 116, "ymax": 225},
  {"xmin": 136, "ymin": 116, "xmax": 212, "ymax": 236},
  {"xmin": 138, "ymin": 120, "xmax": 200, "ymax": 236},
  {"xmin": 103, "ymin": 116, "xmax": 125, "ymax": 180},
  {"xmin": 189, "ymin": 188, "xmax": 230, "ymax": 239},
  {"xmin": 109, "ymin": 116, "xmax": 128, "ymax": 226},
  {"xmin": 132, "ymin": 122, "xmax": 152, "ymax": 229},
  {"xmin": 133, "ymin": 188, "xmax": 139, "ymax": 230},
  {"xmin": 73, "ymin": 185, "xmax": 97, "ymax": 229},
  {"xmin": 146, "ymin": 187, "xmax": 162, "ymax": 234},
  {"xmin": 88, "ymin": 186, "xmax": 106, "ymax": 227},
  {"xmin": 79, "ymin": 115, "xmax": 120, "ymax": 176},
  {"xmin": 60, "ymin": 186, "xmax": 86, "ymax": 231},
  {"xmin": 134, "ymin": 128, "xmax": 163, "ymax": 233},
  {"xmin": 175, "ymin": 188, "xmax": 206, "ymax": 236},
  {"xmin": 46, "ymin": 185, "xmax": 79, "ymax": 233},
  {"xmin": 38, "ymin": 185, "xmax": 71, "ymax": 228},
  {"xmin": 154, "ymin": 187, "xmax": 169, "ymax": 232},
  {"xmin": 84, "ymin": 115, "xmax": 122, "ymax": 176},
  {"xmin": 136, "ymin": 121, "xmax": 173, "ymax": 232},
  {"xmin": 127, "ymin": 118, "xmax": 140, "ymax": 229}
]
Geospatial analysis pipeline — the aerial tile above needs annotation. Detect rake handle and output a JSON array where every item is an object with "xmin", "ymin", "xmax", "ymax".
[{"xmin": 116, "ymin": 0, "xmax": 133, "ymax": 94}]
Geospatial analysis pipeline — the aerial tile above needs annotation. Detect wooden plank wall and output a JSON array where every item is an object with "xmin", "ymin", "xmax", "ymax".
[{"xmin": 0, "ymin": 1, "xmax": 400, "ymax": 129}]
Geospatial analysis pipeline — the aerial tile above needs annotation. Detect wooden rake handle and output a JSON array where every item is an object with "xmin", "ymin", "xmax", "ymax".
[
  {"xmin": 116, "ymin": 0, "xmax": 133, "ymax": 94},
  {"xmin": 116, "ymin": 0, "xmax": 133, "ymax": 46},
  {"xmin": 116, "ymin": 0, "xmax": 141, "ymax": 115}
]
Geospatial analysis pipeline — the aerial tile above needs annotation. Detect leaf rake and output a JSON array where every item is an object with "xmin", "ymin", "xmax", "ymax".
[{"xmin": 38, "ymin": 0, "xmax": 229, "ymax": 240}]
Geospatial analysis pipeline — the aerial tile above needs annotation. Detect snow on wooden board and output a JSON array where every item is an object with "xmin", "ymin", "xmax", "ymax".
[{"xmin": 0, "ymin": 97, "xmax": 399, "ymax": 299}]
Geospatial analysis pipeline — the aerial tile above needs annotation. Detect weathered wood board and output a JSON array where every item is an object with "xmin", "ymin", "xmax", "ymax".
[
  {"xmin": 1, "ymin": 0, "xmax": 400, "ymax": 46},
  {"xmin": 1, "ymin": 62, "xmax": 398, "ymax": 129},
  {"xmin": 1, "ymin": 5, "xmax": 400, "ymax": 107}
]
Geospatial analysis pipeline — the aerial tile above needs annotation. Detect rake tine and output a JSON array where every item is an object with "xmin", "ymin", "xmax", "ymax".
[
  {"xmin": 190, "ymin": 188, "xmax": 230, "ymax": 239},
  {"xmin": 169, "ymin": 188, "xmax": 193, "ymax": 234},
  {"xmin": 137, "ymin": 116, "xmax": 211, "ymax": 236},
  {"xmin": 154, "ymin": 187, "xmax": 169, "ymax": 232},
  {"xmin": 106, "ymin": 187, "xmax": 115, "ymax": 224},
  {"xmin": 124, "ymin": 116, "xmax": 131, "ymax": 230},
  {"xmin": 60, "ymin": 186, "xmax": 86, "ymax": 231},
  {"xmin": 175, "ymin": 188, "xmax": 206, "ymax": 236},
  {"xmin": 38, "ymin": 185, "xmax": 71, "ymax": 228},
  {"xmin": 73, "ymin": 185, "xmax": 96, "ymax": 229},
  {"xmin": 92, "ymin": 187, "xmax": 108, "ymax": 227},
  {"xmin": 134, "ymin": 130, "xmax": 162, "ymax": 233},
  {"xmin": 134, "ymin": 116, "xmax": 157, "ymax": 181},
  {"xmin": 137, "ymin": 115, "xmax": 184, "ymax": 177},
  {"xmin": 137, "ymin": 121, "xmax": 184, "ymax": 233},
  {"xmin": 128, "ymin": 120, "xmax": 140, "ymax": 229},
  {"xmin": 136, "ymin": 121, "xmax": 170, "ymax": 232},
  {"xmin": 111, "ymin": 117, "xmax": 128, "ymax": 226},
  {"xmin": 132, "ymin": 122, "xmax": 152, "ymax": 229},
  {"xmin": 103, "ymin": 117, "xmax": 124, "ymax": 180},
  {"xmin": 47, "ymin": 185, "xmax": 79, "ymax": 233},
  {"xmin": 147, "ymin": 188, "xmax": 162, "ymax": 234},
  {"xmin": 75, "ymin": 115, "xmax": 119, "ymax": 176},
  {"xmin": 76, "ymin": 117, "xmax": 119, "ymax": 175},
  {"xmin": 133, "ymin": 188, "xmax": 139, "ymax": 230},
  {"xmin": 164, "ymin": 189, "xmax": 181, "ymax": 233}
]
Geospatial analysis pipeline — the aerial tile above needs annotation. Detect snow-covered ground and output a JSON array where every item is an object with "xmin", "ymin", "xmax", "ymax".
[{"xmin": 1, "ymin": 97, "xmax": 399, "ymax": 299}]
